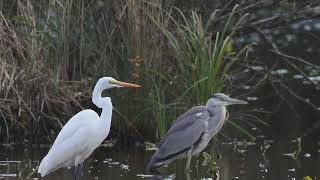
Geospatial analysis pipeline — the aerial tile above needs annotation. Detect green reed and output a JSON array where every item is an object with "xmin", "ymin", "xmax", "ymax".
[{"xmin": 151, "ymin": 5, "xmax": 251, "ymax": 105}]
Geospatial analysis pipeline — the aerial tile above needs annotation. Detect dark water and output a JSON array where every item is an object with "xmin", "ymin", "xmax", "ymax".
[{"xmin": 0, "ymin": 132, "xmax": 319, "ymax": 180}]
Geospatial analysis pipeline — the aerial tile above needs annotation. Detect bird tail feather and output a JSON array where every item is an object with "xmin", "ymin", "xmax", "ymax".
[
  {"xmin": 146, "ymin": 156, "xmax": 162, "ymax": 174},
  {"xmin": 38, "ymin": 155, "xmax": 51, "ymax": 177}
]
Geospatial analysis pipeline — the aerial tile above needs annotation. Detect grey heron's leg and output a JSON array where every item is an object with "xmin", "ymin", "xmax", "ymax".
[
  {"xmin": 195, "ymin": 158, "xmax": 199, "ymax": 174},
  {"xmin": 185, "ymin": 148, "xmax": 193, "ymax": 172},
  {"xmin": 185, "ymin": 171, "xmax": 191, "ymax": 180},
  {"xmin": 74, "ymin": 163, "xmax": 83, "ymax": 180}
]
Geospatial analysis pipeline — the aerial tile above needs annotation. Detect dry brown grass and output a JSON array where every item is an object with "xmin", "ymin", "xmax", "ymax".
[
  {"xmin": 0, "ymin": 1, "xmax": 91, "ymax": 141},
  {"xmin": 0, "ymin": 0, "xmax": 174, "ymax": 141}
]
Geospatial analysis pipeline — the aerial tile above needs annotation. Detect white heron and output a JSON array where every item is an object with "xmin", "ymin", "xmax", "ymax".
[{"xmin": 38, "ymin": 77, "xmax": 141, "ymax": 179}]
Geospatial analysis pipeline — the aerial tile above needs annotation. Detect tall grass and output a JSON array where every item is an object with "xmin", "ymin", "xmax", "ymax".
[
  {"xmin": 0, "ymin": 0, "xmax": 174, "ymax": 140},
  {"xmin": 152, "ymin": 5, "xmax": 251, "ymax": 105},
  {"xmin": 150, "ymin": 83, "xmax": 168, "ymax": 138},
  {"xmin": 0, "ymin": 0, "xmax": 119, "ymax": 140},
  {"xmin": 0, "ymin": 0, "xmax": 255, "ymax": 142}
]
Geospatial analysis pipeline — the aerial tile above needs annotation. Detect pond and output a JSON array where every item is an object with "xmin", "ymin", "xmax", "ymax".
[{"xmin": 0, "ymin": 126, "xmax": 319, "ymax": 180}]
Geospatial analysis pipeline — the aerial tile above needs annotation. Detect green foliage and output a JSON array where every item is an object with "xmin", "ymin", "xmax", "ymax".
[
  {"xmin": 151, "ymin": 5, "xmax": 251, "ymax": 105},
  {"xmin": 152, "ymin": 83, "xmax": 168, "ymax": 138},
  {"xmin": 146, "ymin": 77, "xmax": 178, "ymax": 139}
]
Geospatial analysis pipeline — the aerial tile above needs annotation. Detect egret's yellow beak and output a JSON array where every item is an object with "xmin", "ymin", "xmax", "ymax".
[{"xmin": 110, "ymin": 80, "xmax": 141, "ymax": 88}]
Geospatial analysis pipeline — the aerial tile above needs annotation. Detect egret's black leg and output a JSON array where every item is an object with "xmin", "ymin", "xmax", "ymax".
[{"xmin": 74, "ymin": 163, "xmax": 83, "ymax": 180}]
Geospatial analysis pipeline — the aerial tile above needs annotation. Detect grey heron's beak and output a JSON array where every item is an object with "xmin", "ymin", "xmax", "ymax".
[
  {"xmin": 116, "ymin": 81, "xmax": 141, "ymax": 88},
  {"xmin": 227, "ymin": 97, "xmax": 248, "ymax": 105}
]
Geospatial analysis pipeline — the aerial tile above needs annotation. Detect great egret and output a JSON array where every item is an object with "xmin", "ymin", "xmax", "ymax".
[
  {"xmin": 147, "ymin": 93, "xmax": 247, "ymax": 173},
  {"xmin": 38, "ymin": 77, "xmax": 140, "ymax": 179}
]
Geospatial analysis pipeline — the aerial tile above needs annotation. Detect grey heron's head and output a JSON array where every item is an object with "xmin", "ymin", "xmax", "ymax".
[{"xmin": 206, "ymin": 93, "xmax": 248, "ymax": 107}]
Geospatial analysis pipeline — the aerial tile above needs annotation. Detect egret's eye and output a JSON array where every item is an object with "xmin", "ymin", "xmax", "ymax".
[{"xmin": 109, "ymin": 80, "xmax": 118, "ymax": 84}]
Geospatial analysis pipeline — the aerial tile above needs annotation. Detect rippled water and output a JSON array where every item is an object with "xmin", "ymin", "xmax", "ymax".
[{"xmin": 0, "ymin": 133, "xmax": 319, "ymax": 180}]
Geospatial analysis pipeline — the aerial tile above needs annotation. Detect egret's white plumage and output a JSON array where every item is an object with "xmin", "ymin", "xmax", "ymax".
[{"xmin": 38, "ymin": 77, "xmax": 140, "ymax": 178}]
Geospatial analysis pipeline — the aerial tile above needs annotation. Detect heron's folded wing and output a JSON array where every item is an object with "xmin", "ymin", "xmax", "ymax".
[
  {"xmin": 38, "ymin": 128, "xmax": 90, "ymax": 176},
  {"xmin": 51, "ymin": 109, "xmax": 99, "ymax": 148},
  {"xmin": 155, "ymin": 106, "xmax": 210, "ymax": 161}
]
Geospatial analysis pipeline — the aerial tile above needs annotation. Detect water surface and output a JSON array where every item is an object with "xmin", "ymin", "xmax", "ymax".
[{"xmin": 0, "ymin": 133, "xmax": 319, "ymax": 180}]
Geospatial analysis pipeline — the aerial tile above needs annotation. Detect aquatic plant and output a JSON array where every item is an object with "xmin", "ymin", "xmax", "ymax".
[
  {"xmin": 150, "ymin": 5, "xmax": 252, "ymax": 105},
  {"xmin": 150, "ymin": 83, "xmax": 168, "ymax": 138}
]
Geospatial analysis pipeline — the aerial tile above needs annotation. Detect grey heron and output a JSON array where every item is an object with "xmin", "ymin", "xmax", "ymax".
[{"xmin": 146, "ymin": 93, "xmax": 247, "ymax": 173}]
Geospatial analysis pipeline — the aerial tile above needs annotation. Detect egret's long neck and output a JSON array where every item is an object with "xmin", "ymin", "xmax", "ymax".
[
  {"xmin": 92, "ymin": 82, "xmax": 113, "ymax": 133},
  {"xmin": 92, "ymin": 82, "xmax": 106, "ymax": 108}
]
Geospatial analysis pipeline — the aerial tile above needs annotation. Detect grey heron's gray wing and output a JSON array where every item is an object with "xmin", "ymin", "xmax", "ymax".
[{"xmin": 155, "ymin": 106, "xmax": 211, "ymax": 161}]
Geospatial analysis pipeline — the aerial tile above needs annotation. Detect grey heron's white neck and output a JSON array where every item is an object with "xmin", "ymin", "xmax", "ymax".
[{"xmin": 206, "ymin": 105, "xmax": 227, "ymax": 135}]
